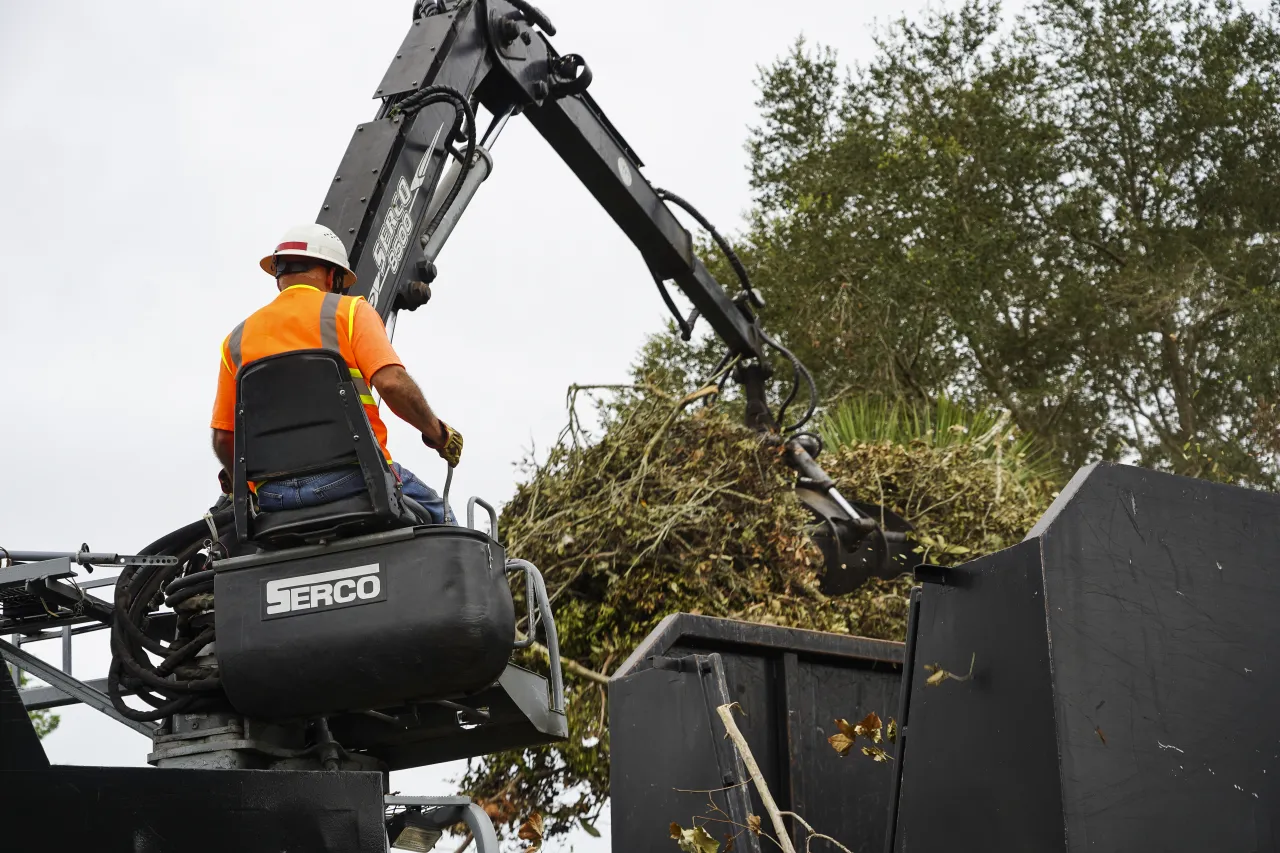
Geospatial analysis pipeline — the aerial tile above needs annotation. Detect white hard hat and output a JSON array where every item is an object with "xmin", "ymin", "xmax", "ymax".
[{"xmin": 260, "ymin": 223, "xmax": 358, "ymax": 285}]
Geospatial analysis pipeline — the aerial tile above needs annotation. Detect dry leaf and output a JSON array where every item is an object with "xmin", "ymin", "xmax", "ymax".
[
  {"xmin": 828, "ymin": 731, "xmax": 856, "ymax": 756},
  {"xmin": 518, "ymin": 812, "xmax": 544, "ymax": 853},
  {"xmin": 923, "ymin": 654, "xmax": 976, "ymax": 686},
  {"xmin": 887, "ymin": 718, "xmax": 899, "ymax": 744},
  {"xmin": 924, "ymin": 665, "xmax": 948, "ymax": 687},
  {"xmin": 862, "ymin": 745, "xmax": 894, "ymax": 762},
  {"xmin": 670, "ymin": 824, "xmax": 720, "ymax": 853},
  {"xmin": 747, "ymin": 815, "xmax": 762, "ymax": 836},
  {"xmin": 855, "ymin": 712, "xmax": 883, "ymax": 743}
]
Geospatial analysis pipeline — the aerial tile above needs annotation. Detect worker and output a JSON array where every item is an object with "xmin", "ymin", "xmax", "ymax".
[{"xmin": 209, "ymin": 223, "xmax": 463, "ymax": 523}]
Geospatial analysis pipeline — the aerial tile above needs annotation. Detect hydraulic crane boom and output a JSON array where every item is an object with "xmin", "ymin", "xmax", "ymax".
[
  {"xmin": 314, "ymin": 0, "xmax": 912, "ymax": 590},
  {"xmin": 314, "ymin": 0, "xmax": 765, "ymax": 359}
]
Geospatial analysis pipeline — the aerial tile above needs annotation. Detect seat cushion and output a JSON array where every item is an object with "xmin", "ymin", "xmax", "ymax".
[{"xmin": 254, "ymin": 494, "xmax": 391, "ymax": 546}]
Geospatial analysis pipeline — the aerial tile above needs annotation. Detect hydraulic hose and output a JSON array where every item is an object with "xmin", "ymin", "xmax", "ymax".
[
  {"xmin": 389, "ymin": 86, "xmax": 477, "ymax": 240},
  {"xmin": 762, "ymin": 329, "xmax": 818, "ymax": 433},
  {"xmin": 107, "ymin": 507, "xmax": 234, "ymax": 718},
  {"xmin": 655, "ymin": 188, "xmax": 752, "ymax": 295},
  {"xmin": 653, "ymin": 188, "xmax": 818, "ymax": 432}
]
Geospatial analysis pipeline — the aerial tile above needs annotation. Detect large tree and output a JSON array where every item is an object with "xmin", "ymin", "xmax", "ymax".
[{"xmin": 674, "ymin": 0, "xmax": 1280, "ymax": 482}]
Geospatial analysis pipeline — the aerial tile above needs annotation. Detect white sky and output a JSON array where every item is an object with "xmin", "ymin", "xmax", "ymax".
[{"xmin": 1, "ymin": 0, "xmax": 935, "ymax": 848}]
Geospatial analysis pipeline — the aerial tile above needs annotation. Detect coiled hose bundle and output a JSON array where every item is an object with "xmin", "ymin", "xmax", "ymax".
[{"xmin": 107, "ymin": 507, "xmax": 234, "ymax": 722}]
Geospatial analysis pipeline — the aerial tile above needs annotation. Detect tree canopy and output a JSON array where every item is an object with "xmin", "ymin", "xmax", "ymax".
[{"xmin": 674, "ymin": 0, "xmax": 1280, "ymax": 483}]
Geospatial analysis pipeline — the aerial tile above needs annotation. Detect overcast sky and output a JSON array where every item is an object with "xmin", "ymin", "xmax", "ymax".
[{"xmin": 2, "ymin": 0, "xmax": 938, "ymax": 847}]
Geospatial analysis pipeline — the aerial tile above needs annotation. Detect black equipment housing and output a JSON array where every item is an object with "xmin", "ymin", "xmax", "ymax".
[
  {"xmin": 887, "ymin": 462, "xmax": 1280, "ymax": 852},
  {"xmin": 1, "ymin": 662, "xmax": 48, "ymax": 772},
  {"xmin": 232, "ymin": 349, "xmax": 420, "ymax": 546},
  {"xmin": 0, "ymin": 765, "xmax": 388, "ymax": 853},
  {"xmin": 215, "ymin": 525, "xmax": 516, "ymax": 720},
  {"xmin": 609, "ymin": 614, "xmax": 904, "ymax": 853}
]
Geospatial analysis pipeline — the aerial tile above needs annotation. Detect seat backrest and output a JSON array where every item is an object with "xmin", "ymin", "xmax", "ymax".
[{"xmin": 232, "ymin": 349, "xmax": 399, "ymax": 542}]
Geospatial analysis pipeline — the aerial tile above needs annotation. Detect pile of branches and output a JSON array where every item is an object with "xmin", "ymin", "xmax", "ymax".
[{"xmin": 461, "ymin": 387, "xmax": 1057, "ymax": 834}]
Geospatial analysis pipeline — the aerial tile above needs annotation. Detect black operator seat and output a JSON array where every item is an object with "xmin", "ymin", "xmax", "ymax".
[{"xmin": 232, "ymin": 349, "xmax": 427, "ymax": 547}]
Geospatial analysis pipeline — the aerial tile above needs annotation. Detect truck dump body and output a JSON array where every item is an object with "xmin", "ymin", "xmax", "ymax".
[{"xmin": 891, "ymin": 463, "xmax": 1280, "ymax": 851}]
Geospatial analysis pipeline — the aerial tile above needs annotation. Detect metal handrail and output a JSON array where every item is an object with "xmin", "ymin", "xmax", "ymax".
[
  {"xmin": 466, "ymin": 496, "xmax": 499, "ymax": 539},
  {"xmin": 504, "ymin": 558, "xmax": 565, "ymax": 714}
]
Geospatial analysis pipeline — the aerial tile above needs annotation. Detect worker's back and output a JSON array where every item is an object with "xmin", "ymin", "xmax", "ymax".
[{"xmin": 212, "ymin": 284, "xmax": 399, "ymax": 462}]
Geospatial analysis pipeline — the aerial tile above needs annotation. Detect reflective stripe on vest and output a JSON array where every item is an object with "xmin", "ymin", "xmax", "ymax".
[
  {"xmin": 349, "ymin": 368, "xmax": 376, "ymax": 405},
  {"xmin": 320, "ymin": 292, "xmax": 341, "ymax": 353}
]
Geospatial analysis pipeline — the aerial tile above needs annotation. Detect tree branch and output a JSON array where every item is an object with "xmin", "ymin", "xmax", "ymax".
[
  {"xmin": 531, "ymin": 641, "xmax": 609, "ymax": 686},
  {"xmin": 716, "ymin": 704, "xmax": 799, "ymax": 853}
]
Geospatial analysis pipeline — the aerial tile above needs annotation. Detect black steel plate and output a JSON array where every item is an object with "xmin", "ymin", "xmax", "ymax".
[
  {"xmin": 316, "ymin": 117, "xmax": 404, "ymax": 256},
  {"xmin": 374, "ymin": 12, "xmax": 459, "ymax": 99}
]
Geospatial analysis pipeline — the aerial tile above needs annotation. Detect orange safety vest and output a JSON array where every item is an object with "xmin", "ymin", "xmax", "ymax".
[{"xmin": 221, "ymin": 285, "xmax": 393, "ymax": 462}]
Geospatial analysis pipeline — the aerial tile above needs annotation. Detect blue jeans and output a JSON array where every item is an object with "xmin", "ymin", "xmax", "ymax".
[{"xmin": 256, "ymin": 462, "xmax": 455, "ymax": 524}]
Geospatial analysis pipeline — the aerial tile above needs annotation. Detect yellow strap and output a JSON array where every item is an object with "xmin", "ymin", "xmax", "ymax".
[
  {"xmin": 347, "ymin": 295, "xmax": 365, "ymax": 339},
  {"xmin": 349, "ymin": 367, "xmax": 363, "ymax": 379},
  {"xmin": 219, "ymin": 339, "xmax": 233, "ymax": 375},
  {"xmin": 359, "ymin": 395, "xmax": 376, "ymax": 405}
]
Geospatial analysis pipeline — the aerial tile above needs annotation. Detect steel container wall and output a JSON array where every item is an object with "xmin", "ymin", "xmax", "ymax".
[{"xmin": 610, "ymin": 614, "xmax": 905, "ymax": 853}]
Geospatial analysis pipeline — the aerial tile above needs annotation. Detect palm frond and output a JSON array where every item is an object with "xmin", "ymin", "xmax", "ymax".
[{"xmin": 818, "ymin": 394, "xmax": 1061, "ymax": 487}]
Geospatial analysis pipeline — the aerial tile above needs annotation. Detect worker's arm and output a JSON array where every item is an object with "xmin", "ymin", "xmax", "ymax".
[
  {"xmin": 212, "ymin": 428, "xmax": 234, "ymax": 473},
  {"xmin": 211, "ymin": 338, "xmax": 238, "ymax": 485},
  {"xmin": 350, "ymin": 298, "xmax": 461, "ymax": 464},
  {"xmin": 370, "ymin": 365, "xmax": 445, "ymax": 444}
]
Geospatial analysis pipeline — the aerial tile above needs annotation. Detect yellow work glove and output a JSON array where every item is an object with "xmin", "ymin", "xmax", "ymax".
[{"xmin": 423, "ymin": 420, "xmax": 463, "ymax": 467}]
